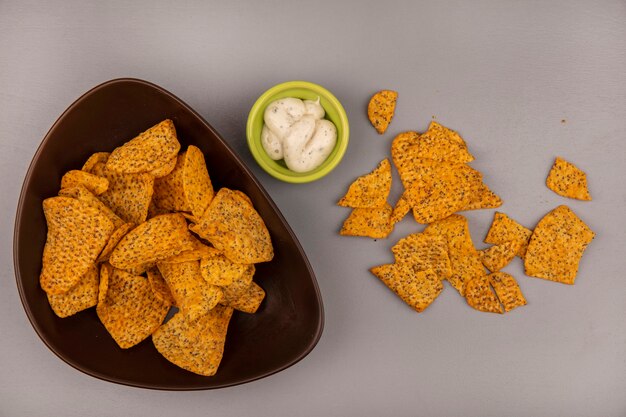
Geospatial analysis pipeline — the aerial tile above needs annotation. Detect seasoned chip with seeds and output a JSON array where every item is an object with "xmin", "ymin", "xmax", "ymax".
[
  {"xmin": 489, "ymin": 272, "xmax": 526, "ymax": 312},
  {"xmin": 200, "ymin": 254, "xmax": 248, "ymax": 286},
  {"xmin": 152, "ymin": 154, "xmax": 190, "ymax": 212},
  {"xmin": 47, "ymin": 264, "xmax": 99, "ymax": 318},
  {"xmin": 219, "ymin": 264, "xmax": 255, "ymax": 301},
  {"xmin": 146, "ymin": 267, "xmax": 176, "ymax": 306},
  {"xmin": 367, "ymin": 90, "xmax": 398, "ymax": 134},
  {"xmin": 546, "ymin": 157, "xmax": 591, "ymax": 201},
  {"xmin": 479, "ymin": 241, "xmax": 519, "ymax": 272},
  {"xmin": 96, "ymin": 267, "xmax": 170, "ymax": 348},
  {"xmin": 183, "ymin": 145, "xmax": 214, "ymax": 218},
  {"xmin": 484, "ymin": 212, "xmax": 533, "ymax": 258},
  {"xmin": 524, "ymin": 205, "xmax": 595, "ymax": 284},
  {"xmin": 40, "ymin": 197, "xmax": 115, "ymax": 295},
  {"xmin": 222, "ymin": 282, "xmax": 265, "ymax": 314},
  {"xmin": 339, "ymin": 203, "xmax": 393, "ymax": 239},
  {"xmin": 191, "ymin": 188, "xmax": 273, "ymax": 264},
  {"xmin": 60, "ymin": 170, "xmax": 109, "ymax": 195},
  {"xmin": 97, "ymin": 223, "xmax": 134, "ymax": 262},
  {"xmin": 462, "ymin": 182, "xmax": 503, "ymax": 211},
  {"xmin": 109, "ymin": 213, "xmax": 195, "ymax": 270},
  {"xmin": 149, "ymin": 156, "xmax": 177, "ymax": 178},
  {"xmin": 105, "ymin": 119, "xmax": 180, "ymax": 174},
  {"xmin": 58, "ymin": 185, "xmax": 125, "ymax": 229},
  {"xmin": 81, "ymin": 152, "xmax": 110, "ymax": 173},
  {"xmin": 152, "ymin": 306, "xmax": 233, "ymax": 376},
  {"xmin": 370, "ymin": 264, "xmax": 443, "ymax": 312},
  {"xmin": 464, "ymin": 274, "xmax": 503, "ymax": 314},
  {"xmin": 337, "ymin": 159, "xmax": 391, "ymax": 208},
  {"xmin": 391, "ymin": 232, "xmax": 451, "ymax": 280}
]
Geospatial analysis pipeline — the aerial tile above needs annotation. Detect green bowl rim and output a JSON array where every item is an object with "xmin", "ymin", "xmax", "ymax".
[{"xmin": 246, "ymin": 81, "xmax": 349, "ymax": 184}]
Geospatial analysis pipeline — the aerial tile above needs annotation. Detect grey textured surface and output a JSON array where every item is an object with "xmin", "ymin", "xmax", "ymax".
[{"xmin": 1, "ymin": 1, "xmax": 625, "ymax": 416}]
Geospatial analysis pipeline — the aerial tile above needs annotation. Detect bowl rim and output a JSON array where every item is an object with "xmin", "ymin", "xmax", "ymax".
[
  {"xmin": 246, "ymin": 80, "xmax": 349, "ymax": 183},
  {"xmin": 12, "ymin": 77, "xmax": 325, "ymax": 390}
]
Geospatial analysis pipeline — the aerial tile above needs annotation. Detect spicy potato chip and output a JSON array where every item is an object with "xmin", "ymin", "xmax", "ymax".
[
  {"xmin": 58, "ymin": 185, "xmax": 125, "ymax": 229},
  {"xmin": 190, "ymin": 188, "xmax": 273, "ymax": 264},
  {"xmin": 109, "ymin": 213, "xmax": 195, "ymax": 270},
  {"xmin": 96, "ymin": 266, "xmax": 170, "ymax": 348},
  {"xmin": 337, "ymin": 159, "xmax": 391, "ymax": 208},
  {"xmin": 81, "ymin": 152, "xmax": 110, "ymax": 173},
  {"xmin": 222, "ymin": 282, "xmax": 265, "ymax": 313},
  {"xmin": 524, "ymin": 205, "xmax": 595, "ymax": 284},
  {"xmin": 146, "ymin": 267, "xmax": 176, "ymax": 306},
  {"xmin": 464, "ymin": 274, "xmax": 503, "ymax": 314},
  {"xmin": 40, "ymin": 197, "xmax": 115, "ymax": 295},
  {"xmin": 484, "ymin": 212, "xmax": 533, "ymax": 258},
  {"xmin": 152, "ymin": 305, "xmax": 233, "ymax": 376},
  {"xmin": 152, "ymin": 154, "xmax": 190, "ymax": 212},
  {"xmin": 200, "ymin": 254, "xmax": 248, "ymax": 286},
  {"xmin": 489, "ymin": 272, "xmax": 526, "ymax": 312},
  {"xmin": 339, "ymin": 203, "xmax": 393, "ymax": 239},
  {"xmin": 546, "ymin": 157, "xmax": 592, "ymax": 201},
  {"xmin": 157, "ymin": 261, "xmax": 223, "ymax": 321},
  {"xmin": 47, "ymin": 264, "xmax": 99, "ymax": 318},
  {"xmin": 370, "ymin": 264, "xmax": 443, "ymax": 312},
  {"xmin": 391, "ymin": 232, "xmax": 451, "ymax": 280},
  {"xmin": 105, "ymin": 119, "xmax": 180, "ymax": 174},
  {"xmin": 160, "ymin": 236, "xmax": 220, "ymax": 264},
  {"xmin": 479, "ymin": 241, "xmax": 519, "ymax": 273},
  {"xmin": 367, "ymin": 90, "xmax": 398, "ymax": 134},
  {"xmin": 149, "ymin": 156, "xmax": 177, "ymax": 178},
  {"xmin": 183, "ymin": 145, "xmax": 214, "ymax": 218},
  {"xmin": 97, "ymin": 222, "xmax": 134, "ymax": 263},
  {"xmin": 60, "ymin": 170, "xmax": 109, "ymax": 195}
]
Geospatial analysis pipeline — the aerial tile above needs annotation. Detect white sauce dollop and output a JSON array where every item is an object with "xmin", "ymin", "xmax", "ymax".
[{"xmin": 262, "ymin": 97, "xmax": 337, "ymax": 173}]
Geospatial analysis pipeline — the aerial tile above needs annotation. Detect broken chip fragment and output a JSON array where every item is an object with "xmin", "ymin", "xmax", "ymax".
[
  {"xmin": 370, "ymin": 264, "xmax": 443, "ymax": 312},
  {"xmin": 546, "ymin": 157, "xmax": 591, "ymax": 201},
  {"xmin": 367, "ymin": 90, "xmax": 398, "ymax": 134}
]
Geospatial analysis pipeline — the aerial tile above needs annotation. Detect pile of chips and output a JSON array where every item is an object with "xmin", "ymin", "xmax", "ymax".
[
  {"xmin": 339, "ymin": 114, "xmax": 595, "ymax": 314},
  {"xmin": 40, "ymin": 120, "xmax": 273, "ymax": 376}
]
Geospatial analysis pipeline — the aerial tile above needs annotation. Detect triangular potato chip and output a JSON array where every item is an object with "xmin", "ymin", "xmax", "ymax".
[
  {"xmin": 546, "ymin": 157, "xmax": 591, "ymax": 201},
  {"xmin": 339, "ymin": 203, "xmax": 393, "ymax": 239},
  {"xmin": 337, "ymin": 159, "xmax": 391, "ymax": 208},
  {"xmin": 367, "ymin": 90, "xmax": 398, "ymax": 134},
  {"xmin": 370, "ymin": 264, "xmax": 443, "ymax": 312}
]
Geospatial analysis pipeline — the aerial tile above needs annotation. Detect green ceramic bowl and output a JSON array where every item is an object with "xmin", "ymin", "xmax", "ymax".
[{"xmin": 246, "ymin": 81, "xmax": 349, "ymax": 183}]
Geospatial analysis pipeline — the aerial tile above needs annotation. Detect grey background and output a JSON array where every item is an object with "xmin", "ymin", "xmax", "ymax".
[{"xmin": 1, "ymin": 1, "xmax": 625, "ymax": 416}]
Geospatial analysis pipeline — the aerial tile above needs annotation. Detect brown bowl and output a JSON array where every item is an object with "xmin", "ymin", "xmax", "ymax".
[{"xmin": 13, "ymin": 78, "xmax": 324, "ymax": 390}]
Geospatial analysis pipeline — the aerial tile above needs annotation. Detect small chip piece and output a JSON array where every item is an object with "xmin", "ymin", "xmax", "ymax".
[
  {"xmin": 97, "ymin": 222, "xmax": 134, "ymax": 262},
  {"xmin": 200, "ymin": 254, "xmax": 248, "ymax": 286},
  {"xmin": 489, "ymin": 272, "xmax": 526, "ymax": 312},
  {"xmin": 152, "ymin": 154, "xmax": 190, "ymax": 212},
  {"xmin": 222, "ymin": 282, "xmax": 265, "ymax": 314},
  {"xmin": 484, "ymin": 212, "xmax": 533, "ymax": 258},
  {"xmin": 81, "ymin": 152, "xmax": 110, "ymax": 173},
  {"xmin": 546, "ymin": 157, "xmax": 592, "ymax": 201},
  {"xmin": 146, "ymin": 267, "xmax": 176, "ymax": 306},
  {"xmin": 524, "ymin": 205, "xmax": 595, "ymax": 284},
  {"xmin": 370, "ymin": 264, "xmax": 443, "ymax": 312},
  {"xmin": 339, "ymin": 203, "xmax": 393, "ymax": 239},
  {"xmin": 464, "ymin": 274, "xmax": 503, "ymax": 314},
  {"xmin": 40, "ymin": 197, "xmax": 115, "ymax": 295},
  {"xmin": 157, "ymin": 261, "xmax": 223, "ymax": 321},
  {"xmin": 105, "ymin": 119, "xmax": 181, "ymax": 174},
  {"xmin": 109, "ymin": 213, "xmax": 195, "ymax": 270},
  {"xmin": 391, "ymin": 232, "xmax": 451, "ymax": 280},
  {"xmin": 149, "ymin": 156, "xmax": 177, "ymax": 178},
  {"xmin": 60, "ymin": 170, "xmax": 109, "ymax": 195},
  {"xmin": 47, "ymin": 264, "xmax": 99, "ymax": 318},
  {"xmin": 367, "ymin": 90, "xmax": 398, "ymax": 134},
  {"xmin": 479, "ymin": 241, "xmax": 520, "ymax": 272},
  {"xmin": 58, "ymin": 185, "xmax": 125, "ymax": 229},
  {"xmin": 152, "ymin": 305, "xmax": 233, "ymax": 376},
  {"xmin": 190, "ymin": 188, "xmax": 273, "ymax": 264},
  {"xmin": 96, "ymin": 266, "xmax": 170, "ymax": 348},
  {"xmin": 183, "ymin": 145, "xmax": 214, "ymax": 218},
  {"xmin": 337, "ymin": 159, "xmax": 392, "ymax": 208}
]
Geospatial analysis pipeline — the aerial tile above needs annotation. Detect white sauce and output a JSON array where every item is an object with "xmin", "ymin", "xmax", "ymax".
[{"xmin": 262, "ymin": 97, "xmax": 337, "ymax": 173}]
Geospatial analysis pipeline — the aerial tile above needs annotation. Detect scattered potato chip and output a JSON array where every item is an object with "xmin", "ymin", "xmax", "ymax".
[
  {"xmin": 97, "ymin": 222, "xmax": 134, "ymax": 263},
  {"xmin": 489, "ymin": 272, "xmax": 526, "ymax": 312},
  {"xmin": 47, "ymin": 264, "xmax": 99, "ymax": 318},
  {"xmin": 190, "ymin": 188, "xmax": 273, "ymax": 264},
  {"xmin": 58, "ymin": 185, "xmax": 125, "ymax": 229},
  {"xmin": 219, "ymin": 264, "xmax": 255, "ymax": 301},
  {"xmin": 479, "ymin": 241, "xmax": 519, "ymax": 272},
  {"xmin": 152, "ymin": 154, "xmax": 190, "ymax": 212},
  {"xmin": 337, "ymin": 159, "xmax": 391, "ymax": 208},
  {"xmin": 524, "ymin": 205, "xmax": 595, "ymax": 284},
  {"xmin": 40, "ymin": 197, "xmax": 115, "ymax": 295},
  {"xmin": 152, "ymin": 305, "xmax": 233, "ymax": 376},
  {"xmin": 546, "ymin": 157, "xmax": 592, "ymax": 201},
  {"xmin": 200, "ymin": 254, "xmax": 247, "ymax": 286},
  {"xmin": 160, "ymin": 236, "xmax": 220, "ymax": 264},
  {"xmin": 105, "ymin": 119, "xmax": 181, "ymax": 174},
  {"xmin": 370, "ymin": 264, "xmax": 443, "ymax": 312},
  {"xmin": 464, "ymin": 274, "xmax": 503, "ymax": 314},
  {"xmin": 149, "ymin": 156, "xmax": 177, "ymax": 178},
  {"xmin": 146, "ymin": 267, "xmax": 176, "ymax": 306},
  {"xmin": 92, "ymin": 162, "xmax": 155, "ymax": 225},
  {"xmin": 391, "ymin": 232, "xmax": 451, "ymax": 280},
  {"xmin": 81, "ymin": 152, "xmax": 110, "ymax": 173},
  {"xmin": 183, "ymin": 145, "xmax": 214, "ymax": 218},
  {"xmin": 60, "ymin": 170, "xmax": 109, "ymax": 195},
  {"xmin": 339, "ymin": 203, "xmax": 393, "ymax": 239},
  {"xmin": 484, "ymin": 212, "xmax": 533, "ymax": 258},
  {"xmin": 157, "ymin": 261, "xmax": 223, "ymax": 321},
  {"xmin": 109, "ymin": 213, "xmax": 195, "ymax": 270},
  {"xmin": 367, "ymin": 90, "xmax": 398, "ymax": 134},
  {"xmin": 222, "ymin": 282, "xmax": 265, "ymax": 313},
  {"xmin": 96, "ymin": 267, "xmax": 170, "ymax": 348}
]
